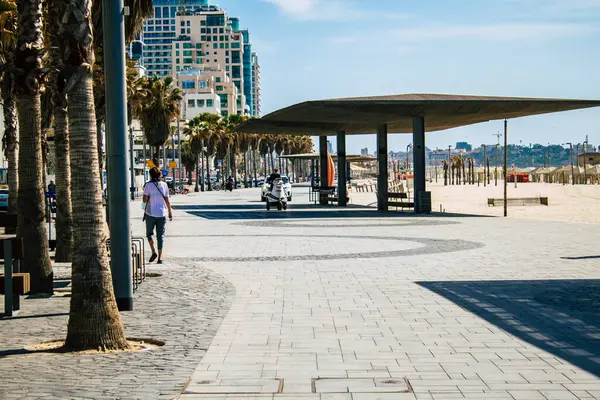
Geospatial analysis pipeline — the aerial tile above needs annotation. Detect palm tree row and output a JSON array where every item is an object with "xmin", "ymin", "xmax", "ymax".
[
  {"xmin": 0, "ymin": 0, "xmax": 156, "ymax": 350},
  {"xmin": 183, "ymin": 113, "xmax": 313, "ymax": 187}
]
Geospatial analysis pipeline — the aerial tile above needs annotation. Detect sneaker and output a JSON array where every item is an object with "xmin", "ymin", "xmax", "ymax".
[
  {"xmin": 149, "ymin": 253, "xmax": 158, "ymax": 263},
  {"xmin": 157, "ymin": 259, "xmax": 163, "ymax": 264}
]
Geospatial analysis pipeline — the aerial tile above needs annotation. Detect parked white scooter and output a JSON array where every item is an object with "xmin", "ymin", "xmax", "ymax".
[{"xmin": 265, "ymin": 179, "xmax": 288, "ymax": 211}]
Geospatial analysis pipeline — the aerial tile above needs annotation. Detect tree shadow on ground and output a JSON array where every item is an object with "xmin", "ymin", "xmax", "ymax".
[{"xmin": 418, "ymin": 279, "xmax": 600, "ymax": 377}]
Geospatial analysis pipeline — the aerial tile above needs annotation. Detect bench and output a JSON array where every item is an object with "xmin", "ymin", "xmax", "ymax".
[
  {"xmin": 310, "ymin": 186, "xmax": 337, "ymax": 205},
  {"xmin": 488, "ymin": 197, "xmax": 549, "ymax": 207},
  {"xmin": 0, "ymin": 236, "xmax": 27, "ymax": 317},
  {"xmin": 387, "ymin": 192, "xmax": 414, "ymax": 211}
]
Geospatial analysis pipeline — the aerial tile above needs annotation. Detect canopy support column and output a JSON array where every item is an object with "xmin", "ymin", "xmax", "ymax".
[
  {"xmin": 413, "ymin": 116, "xmax": 427, "ymax": 213},
  {"xmin": 337, "ymin": 131, "xmax": 347, "ymax": 206},
  {"xmin": 377, "ymin": 124, "xmax": 388, "ymax": 211},
  {"xmin": 319, "ymin": 135, "xmax": 328, "ymax": 205}
]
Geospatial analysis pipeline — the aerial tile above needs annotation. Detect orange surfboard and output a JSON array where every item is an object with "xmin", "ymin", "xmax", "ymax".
[{"xmin": 327, "ymin": 152, "xmax": 335, "ymax": 187}]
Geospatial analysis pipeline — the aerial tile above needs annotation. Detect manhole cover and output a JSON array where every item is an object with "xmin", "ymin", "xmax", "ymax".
[
  {"xmin": 534, "ymin": 286, "xmax": 600, "ymax": 313},
  {"xmin": 312, "ymin": 378, "xmax": 411, "ymax": 393},
  {"xmin": 185, "ymin": 378, "xmax": 283, "ymax": 394}
]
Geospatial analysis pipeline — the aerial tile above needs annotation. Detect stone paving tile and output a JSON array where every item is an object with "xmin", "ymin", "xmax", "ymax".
[
  {"xmin": 174, "ymin": 190, "xmax": 600, "ymax": 400},
  {"xmin": 0, "ymin": 260, "xmax": 234, "ymax": 399},
  {"xmin": 5, "ymin": 189, "xmax": 600, "ymax": 400}
]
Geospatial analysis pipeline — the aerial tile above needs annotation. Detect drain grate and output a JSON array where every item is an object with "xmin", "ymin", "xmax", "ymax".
[
  {"xmin": 184, "ymin": 378, "xmax": 283, "ymax": 395},
  {"xmin": 312, "ymin": 377, "xmax": 412, "ymax": 394}
]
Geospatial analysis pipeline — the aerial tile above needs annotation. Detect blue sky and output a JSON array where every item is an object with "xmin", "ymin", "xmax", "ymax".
[{"xmin": 220, "ymin": 0, "xmax": 600, "ymax": 154}]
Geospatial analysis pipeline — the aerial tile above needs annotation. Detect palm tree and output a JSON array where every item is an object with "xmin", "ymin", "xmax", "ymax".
[
  {"xmin": 57, "ymin": 0, "xmax": 129, "ymax": 351},
  {"xmin": 46, "ymin": 0, "xmax": 73, "ymax": 262},
  {"xmin": 195, "ymin": 113, "xmax": 223, "ymax": 190},
  {"xmin": 259, "ymin": 136, "xmax": 270, "ymax": 174},
  {"xmin": 183, "ymin": 116, "xmax": 210, "ymax": 192},
  {"xmin": 249, "ymin": 134, "xmax": 261, "ymax": 186},
  {"xmin": 0, "ymin": 0, "xmax": 18, "ymax": 224},
  {"xmin": 224, "ymin": 115, "xmax": 249, "ymax": 186},
  {"xmin": 135, "ymin": 76, "xmax": 182, "ymax": 165},
  {"xmin": 92, "ymin": 0, "xmax": 153, "ymax": 49},
  {"xmin": 180, "ymin": 141, "xmax": 198, "ymax": 186},
  {"xmin": 14, "ymin": 0, "xmax": 53, "ymax": 293}
]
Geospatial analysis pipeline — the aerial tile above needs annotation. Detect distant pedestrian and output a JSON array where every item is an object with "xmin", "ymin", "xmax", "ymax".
[
  {"xmin": 143, "ymin": 167, "xmax": 173, "ymax": 264},
  {"xmin": 47, "ymin": 179, "xmax": 56, "ymax": 196}
]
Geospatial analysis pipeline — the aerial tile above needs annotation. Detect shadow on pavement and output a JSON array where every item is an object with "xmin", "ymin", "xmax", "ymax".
[
  {"xmin": 173, "ymin": 204, "xmax": 367, "ymax": 211},
  {"xmin": 418, "ymin": 279, "xmax": 600, "ymax": 377},
  {"xmin": 184, "ymin": 209, "xmax": 494, "ymax": 220},
  {"xmin": 0, "ymin": 312, "xmax": 68, "ymax": 320},
  {"xmin": 561, "ymin": 255, "xmax": 600, "ymax": 260}
]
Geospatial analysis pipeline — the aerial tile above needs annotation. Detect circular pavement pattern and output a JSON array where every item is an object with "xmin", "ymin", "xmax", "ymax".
[
  {"xmin": 233, "ymin": 218, "xmax": 460, "ymax": 229},
  {"xmin": 169, "ymin": 234, "xmax": 483, "ymax": 262}
]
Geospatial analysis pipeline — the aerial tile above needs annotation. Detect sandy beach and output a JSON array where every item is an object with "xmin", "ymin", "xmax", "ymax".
[{"xmin": 350, "ymin": 179, "xmax": 600, "ymax": 225}]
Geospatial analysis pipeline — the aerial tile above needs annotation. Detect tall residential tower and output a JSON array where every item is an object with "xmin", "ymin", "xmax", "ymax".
[{"xmin": 138, "ymin": 0, "xmax": 261, "ymax": 116}]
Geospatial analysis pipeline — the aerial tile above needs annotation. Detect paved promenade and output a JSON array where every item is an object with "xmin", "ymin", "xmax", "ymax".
[{"xmin": 2, "ymin": 187, "xmax": 600, "ymax": 399}]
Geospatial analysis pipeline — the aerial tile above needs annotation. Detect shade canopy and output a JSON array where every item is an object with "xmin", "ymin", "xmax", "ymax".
[
  {"xmin": 235, "ymin": 93, "xmax": 600, "ymax": 135},
  {"xmin": 280, "ymin": 153, "xmax": 376, "ymax": 162}
]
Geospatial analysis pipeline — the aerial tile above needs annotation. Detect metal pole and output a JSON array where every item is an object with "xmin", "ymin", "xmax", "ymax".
[
  {"xmin": 494, "ymin": 144, "xmax": 498, "ymax": 186},
  {"xmin": 377, "ymin": 124, "xmax": 388, "ymax": 212},
  {"xmin": 337, "ymin": 131, "xmax": 347, "ymax": 207},
  {"xmin": 4, "ymin": 240, "xmax": 13, "ymax": 317},
  {"xmin": 129, "ymin": 128, "xmax": 135, "ymax": 200},
  {"xmin": 201, "ymin": 139, "xmax": 205, "ymax": 192},
  {"xmin": 570, "ymin": 143, "xmax": 574, "ymax": 185},
  {"xmin": 503, "ymin": 120, "xmax": 508, "ymax": 217},
  {"xmin": 171, "ymin": 131, "xmax": 175, "ymax": 184},
  {"xmin": 482, "ymin": 144, "xmax": 486, "ymax": 187},
  {"xmin": 143, "ymin": 137, "xmax": 147, "ymax": 181},
  {"xmin": 103, "ymin": 0, "xmax": 133, "ymax": 311},
  {"xmin": 583, "ymin": 139, "xmax": 588, "ymax": 184},
  {"xmin": 177, "ymin": 119, "xmax": 182, "ymax": 188}
]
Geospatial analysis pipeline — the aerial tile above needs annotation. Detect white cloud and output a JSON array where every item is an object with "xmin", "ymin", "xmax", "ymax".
[
  {"xmin": 261, "ymin": 0, "xmax": 318, "ymax": 15},
  {"xmin": 260, "ymin": 0, "xmax": 411, "ymax": 21},
  {"xmin": 390, "ymin": 23, "xmax": 597, "ymax": 42}
]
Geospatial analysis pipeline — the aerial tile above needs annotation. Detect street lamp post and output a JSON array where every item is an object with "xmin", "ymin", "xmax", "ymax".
[
  {"xmin": 129, "ymin": 128, "xmax": 135, "ymax": 201},
  {"xmin": 103, "ymin": 0, "xmax": 133, "ymax": 310}
]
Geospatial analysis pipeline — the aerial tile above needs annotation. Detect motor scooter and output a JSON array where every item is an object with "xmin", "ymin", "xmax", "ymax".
[
  {"xmin": 225, "ymin": 177, "xmax": 234, "ymax": 192},
  {"xmin": 265, "ymin": 179, "xmax": 288, "ymax": 211}
]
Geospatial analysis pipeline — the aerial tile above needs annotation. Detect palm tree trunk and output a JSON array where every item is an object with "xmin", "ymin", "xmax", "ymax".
[
  {"xmin": 58, "ymin": 0, "xmax": 128, "ymax": 351},
  {"xmin": 14, "ymin": 0, "xmax": 54, "ymax": 293},
  {"xmin": 97, "ymin": 119, "xmax": 104, "ymax": 191},
  {"xmin": 243, "ymin": 151, "xmax": 248, "ymax": 187},
  {"xmin": 253, "ymin": 149, "xmax": 258, "ymax": 187},
  {"xmin": 194, "ymin": 159, "xmax": 199, "ymax": 192},
  {"xmin": 16, "ymin": 92, "xmax": 53, "ymax": 293},
  {"xmin": 2, "ymin": 86, "xmax": 19, "ymax": 225},
  {"xmin": 64, "ymin": 72, "xmax": 129, "ymax": 351},
  {"xmin": 53, "ymin": 108, "xmax": 73, "ymax": 262},
  {"xmin": 206, "ymin": 152, "xmax": 212, "ymax": 191}
]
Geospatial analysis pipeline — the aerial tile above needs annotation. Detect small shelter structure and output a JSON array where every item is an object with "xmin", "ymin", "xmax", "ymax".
[{"xmin": 236, "ymin": 93, "xmax": 600, "ymax": 212}]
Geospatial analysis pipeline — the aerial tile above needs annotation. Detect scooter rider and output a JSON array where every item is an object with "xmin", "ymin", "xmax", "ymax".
[{"xmin": 268, "ymin": 169, "xmax": 281, "ymax": 191}]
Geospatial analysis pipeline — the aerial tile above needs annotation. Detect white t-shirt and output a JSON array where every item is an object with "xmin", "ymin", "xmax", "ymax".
[{"xmin": 143, "ymin": 181, "xmax": 169, "ymax": 218}]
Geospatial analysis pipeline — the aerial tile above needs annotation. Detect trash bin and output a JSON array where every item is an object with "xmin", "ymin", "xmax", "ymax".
[{"xmin": 417, "ymin": 191, "xmax": 431, "ymax": 214}]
